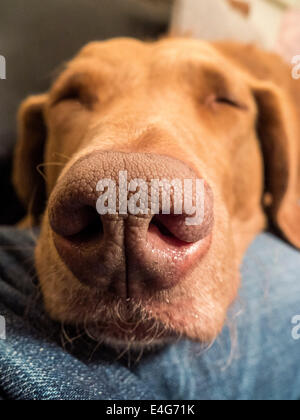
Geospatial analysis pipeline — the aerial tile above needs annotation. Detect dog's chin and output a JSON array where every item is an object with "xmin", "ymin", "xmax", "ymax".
[
  {"xmin": 73, "ymin": 297, "xmax": 180, "ymax": 350},
  {"xmin": 86, "ymin": 326, "xmax": 178, "ymax": 352},
  {"xmin": 94, "ymin": 337, "xmax": 175, "ymax": 352}
]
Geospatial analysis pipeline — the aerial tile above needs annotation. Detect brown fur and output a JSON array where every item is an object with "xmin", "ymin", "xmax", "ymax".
[{"xmin": 13, "ymin": 38, "xmax": 300, "ymax": 347}]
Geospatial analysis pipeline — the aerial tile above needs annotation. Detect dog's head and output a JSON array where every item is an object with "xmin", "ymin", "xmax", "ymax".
[{"xmin": 13, "ymin": 38, "xmax": 300, "ymax": 348}]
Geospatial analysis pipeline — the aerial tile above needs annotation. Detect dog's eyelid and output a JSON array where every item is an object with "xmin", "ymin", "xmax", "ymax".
[
  {"xmin": 53, "ymin": 89, "xmax": 79, "ymax": 104},
  {"xmin": 206, "ymin": 93, "xmax": 248, "ymax": 111},
  {"xmin": 216, "ymin": 96, "xmax": 248, "ymax": 109}
]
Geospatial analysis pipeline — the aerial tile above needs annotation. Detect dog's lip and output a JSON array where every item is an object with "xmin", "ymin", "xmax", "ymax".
[{"xmin": 145, "ymin": 223, "xmax": 212, "ymax": 275}]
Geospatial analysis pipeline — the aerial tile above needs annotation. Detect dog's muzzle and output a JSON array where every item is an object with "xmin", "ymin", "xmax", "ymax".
[{"xmin": 48, "ymin": 151, "xmax": 214, "ymax": 298}]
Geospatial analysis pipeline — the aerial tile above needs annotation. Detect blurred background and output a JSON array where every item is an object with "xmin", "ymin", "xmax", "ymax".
[{"xmin": 0, "ymin": 0, "xmax": 299, "ymax": 224}]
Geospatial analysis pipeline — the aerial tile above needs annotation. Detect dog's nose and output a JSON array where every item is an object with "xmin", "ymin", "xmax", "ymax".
[{"xmin": 48, "ymin": 152, "xmax": 214, "ymax": 298}]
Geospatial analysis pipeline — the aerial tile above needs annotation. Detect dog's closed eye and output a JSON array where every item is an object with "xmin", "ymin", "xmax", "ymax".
[
  {"xmin": 52, "ymin": 86, "xmax": 95, "ymax": 109},
  {"xmin": 215, "ymin": 96, "xmax": 244, "ymax": 108},
  {"xmin": 55, "ymin": 86, "xmax": 82, "ymax": 103},
  {"xmin": 201, "ymin": 68, "xmax": 248, "ymax": 111},
  {"xmin": 51, "ymin": 74, "xmax": 98, "ymax": 109},
  {"xmin": 208, "ymin": 94, "xmax": 247, "ymax": 110}
]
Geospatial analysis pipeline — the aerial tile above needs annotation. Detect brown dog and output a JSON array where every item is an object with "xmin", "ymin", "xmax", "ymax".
[{"xmin": 13, "ymin": 38, "xmax": 300, "ymax": 349}]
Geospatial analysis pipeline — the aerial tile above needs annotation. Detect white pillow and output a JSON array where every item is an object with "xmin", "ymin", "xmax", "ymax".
[{"xmin": 170, "ymin": 0, "xmax": 263, "ymax": 44}]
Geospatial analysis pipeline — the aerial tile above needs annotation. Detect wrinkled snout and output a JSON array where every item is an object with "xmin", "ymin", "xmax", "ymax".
[{"xmin": 48, "ymin": 152, "xmax": 214, "ymax": 298}]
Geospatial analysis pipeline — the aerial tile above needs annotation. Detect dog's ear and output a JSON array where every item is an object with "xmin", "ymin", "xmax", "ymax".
[
  {"xmin": 13, "ymin": 94, "xmax": 48, "ymax": 224},
  {"xmin": 254, "ymin": 81, "xmax": 300, "ymax": 249},
  {"xmin": 215, "ymin": 42, "xmax": 300, "ymax": 249}
]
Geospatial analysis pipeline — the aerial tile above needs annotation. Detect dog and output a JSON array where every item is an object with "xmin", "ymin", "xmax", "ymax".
[{"xmin": 13, "ymin": 38, "xmax": 300, "ymax": 349}]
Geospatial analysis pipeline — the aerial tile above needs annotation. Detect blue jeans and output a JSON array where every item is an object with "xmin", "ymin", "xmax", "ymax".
[{"xmin": 0, "ymin": 227, "xmax": 299, "ymax": 400}]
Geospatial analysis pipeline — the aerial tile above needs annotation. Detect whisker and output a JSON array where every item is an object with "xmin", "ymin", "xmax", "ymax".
[
  {"xmin": 61, "ymin": 322, "xmax": 76, "ymax": 346},
  {"xmin": 36, "ymin": 162, "xmax": 65, "ymax": 182},
  {"xmin": 52, "ymin": 152, "xmax": 71, "ymax": 162},
  {"xmin": 88, "ymin": 338, "xmax": 105, "ymax": 362}
]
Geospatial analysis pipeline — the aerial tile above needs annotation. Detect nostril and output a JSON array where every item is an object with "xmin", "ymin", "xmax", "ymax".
[
  {"xmin": 148, "ymin": 180, "xmax": 214, "ymax": 245},
  {"xmin": 150, "ymin": 216, "xmax": 175, "ymax": 239},
  {"xmin": 50, "ymin": 203, "xmax": 108, "ymax": 289},
  {"xmin": 149, "ymin": 215, "xmax": 199, "ymax": 246},
  {"xmin": 149, "ymin": 212, "xmax": 213, "ymax": 245},
  {"xmin": 49, "ymin": 197, "xmax": 104, "ymax": 241},
  {"xmin": 67, "ymin": 210, "xmax": 104, "ymax": 245}
]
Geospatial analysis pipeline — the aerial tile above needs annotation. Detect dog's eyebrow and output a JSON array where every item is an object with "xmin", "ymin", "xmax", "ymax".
[
  {"xmin": 181, "ymin": 59, "xmax": 244, "ymax": 100},
  {"xmin": 201, "ymin": 67, "xmax": 235, "ymax": 93}
]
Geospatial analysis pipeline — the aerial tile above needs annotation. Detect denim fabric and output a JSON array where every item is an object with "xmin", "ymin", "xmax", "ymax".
[{"xmin": 0, "ymin": 227, "xmax": 299, "ymax": 400}]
